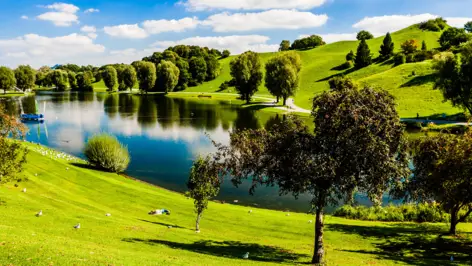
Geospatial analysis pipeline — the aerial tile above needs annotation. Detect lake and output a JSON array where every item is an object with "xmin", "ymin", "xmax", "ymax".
[{"xmin": 2, "ymin": 92, "xmax": 335, "ymax": 212}]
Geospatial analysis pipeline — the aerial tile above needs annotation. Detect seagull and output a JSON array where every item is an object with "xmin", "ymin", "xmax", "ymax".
[
  {"xmin": 74, "ymin": 223, "xmax": 81, "ymax": 229},
  {"xmin": 286, "ymin": 213, "xmax": 290, "ymax": 216},
  {"xmin": 22, "ymin": 188, "xmax": 26, "ymax": 193},
  {"xmin": 34, "ymin": 173, "xmax": 38, "ymax": 176},
  {"xmin": 195, "ymin": 230, "xmax": 200, "ymax": 233},
  {"xmin": 233, "ymin": 200, "xmax": 239, "ymax": 203},
  {"xmin": 105, "ymin": 213, "xmax": 111, "ymax": 217},
  {"xmin": 36, "ymin": 210, "xmax": 43, "ymax": 217},
  {"xmin": 168, "ymin": 226, "xmax": 172, "ymax": 229},
  {"xmin": 66, "ymin": 167, "xmax": 69, "ymax": 170},
  {"xmin": 242, "ymin": 252, "xmax": 249, "ymax": 259},
  {"xmin": 248, "ymin": 210, "xmax": 252, "ymax": 214},
  {"xmin": 308, "ymin": 220, "xmax": 313, "ymax": 223}
]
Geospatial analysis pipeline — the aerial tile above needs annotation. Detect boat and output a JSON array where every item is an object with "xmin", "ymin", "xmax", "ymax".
[{"xmin": 21, "ymin": 113, "xmax": 45, "ymax": 122}]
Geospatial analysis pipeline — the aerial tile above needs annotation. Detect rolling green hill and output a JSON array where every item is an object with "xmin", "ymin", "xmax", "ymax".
[
  {"xmin": 1, "ymin": 143, "xmax": 472, "ymax": 265},
  {"xmin": 184, "ymin": 25, "xmax": 462, "ymax": 118}
]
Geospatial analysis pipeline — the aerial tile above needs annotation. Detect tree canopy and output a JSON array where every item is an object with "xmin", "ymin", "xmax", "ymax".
[
  {"xmin": 14, "ymin": 65, "xmax": 36, "ymax": 92},
  {"xmin": 400, "ymin": 39, "xmax": 419, "ymax": 54},
  {"xmin": 156, "ymin": 60, "xmax": 180, "ymax": 93},
  {"xmin": 357, "ymin": 30, "xmax": 374, "ymax": 41},
  {"xmin": 229, "ymin": 51, "xmax": 263, "ymax": 103},
  {"xmin": 48, "ymin": 70, "xmax": 69, "ymax": 91},
  {"xmin": 189, "ymin": 56, "xmax": 207, "ymax": 85},
  {"xmin": 439, "ymin": 27, "xmax": 471, "ymax": 49},
  {"xmin": 76, "ymin": 71, "xmax": 94, "ymax": 91},
  {"xmin": 379, "ymin": 33, "xmax": 395, "ymax": 59},
  {"xmin": 134, "ymin": 61, "xmax": 157, "ymax": 93},
  {"xmin": 291, "ymin": 35, "xmax": 325, "ymax": 50},
  {"xmin": 102, "ymin": 66, "xmax": 119, "ymax": 92},
  {"xmin": 265, "ymin": 52, "xmax": 301, "ymax": 105},
  {"xmin": 0, "ymin": 67, "xmax": 16, "ymax": 94},
  {"xmin": 355, "ymin": 39, "xmax": 373, "ymax": 68},
  {"xmin": 465, "ymin": 21, "xmax": 472, "ymax": 33},
  {"xmin": 279, "ymin": 40, "xmax": 291, "ymax": 51}
]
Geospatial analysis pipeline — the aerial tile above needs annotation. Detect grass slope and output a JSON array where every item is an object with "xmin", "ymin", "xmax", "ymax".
[
  {"xmin": 1, "ymin": 144, "xmax": 472, "ymax": 265},
  {"xmin": 185, "ymin": 25, "xmax": 461, "ymax": 117}
]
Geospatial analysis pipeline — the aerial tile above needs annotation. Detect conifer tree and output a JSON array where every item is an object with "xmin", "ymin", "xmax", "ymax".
[
  {"xmin": 355, "ymin": 39, "xmax": 372, "ymax": 69},
  {"xmin": 379, "ymin": 32, "xmax": 394, "ymax": 59},
  {"xmin": 421, "ymin": 40, "xmax": 428, "ymax": 51}
]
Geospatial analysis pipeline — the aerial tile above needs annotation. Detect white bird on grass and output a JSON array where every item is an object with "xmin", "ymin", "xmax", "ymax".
[
  {"xmin": 286, "ymin": 213, "xmax": 290, "ymax": 216},
  {"xmin": 36, "ymin": 210, "xmax": 43, "ymax": 217},
  {"xmin": 308, "ymin": 220, "xmax": 313, "ymax": 223},
  {"xmin": 105, "ymin": 213, "xmax": 111, "ymax": 217},
  {"xmin": 22, "ymin": 188, "xmax": 26, "ymax": 193},
  {"xmin": 242, "ymin": 252, "xmax": 249, "ymax": 259},
  {"xmin": 248, "ymin": 210, "xmax": 252, "ymax": 214},
  {"xmin": 74, "ymin": 223, "xmax": 81, "ymax": 229}
]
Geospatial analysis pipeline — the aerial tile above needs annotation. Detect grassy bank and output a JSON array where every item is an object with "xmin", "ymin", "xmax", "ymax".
[{"xmin": 0, "ymin": 143, "xmax": 471, "ymax": 265}]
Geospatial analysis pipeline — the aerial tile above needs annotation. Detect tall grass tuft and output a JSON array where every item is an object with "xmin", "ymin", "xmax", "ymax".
[{"xmin": 84, "ymin": 133, "xmax": 130, "ymax": 173}]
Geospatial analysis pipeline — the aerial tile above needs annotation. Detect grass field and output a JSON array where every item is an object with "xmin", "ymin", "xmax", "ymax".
[{"xmin": 1, "ymin": 143, "xmax": 471, "ymax": 265}]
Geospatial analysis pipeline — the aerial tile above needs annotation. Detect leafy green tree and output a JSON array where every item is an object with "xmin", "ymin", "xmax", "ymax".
[
  {"xmin": 419, "ymin": 18, "xmax": 447, "ymax": 32},
  {"xmin": 84, "ymin": 133, "xmax": 130, "ymax": 173},
  {"xmin": 221, "ymin": 50, "xmax": 231, "ymax": 59},
  {"xmin": 156, "ymin": 60, "xmax": 180, "ymax": 93},
  {"xmin": 346, "ymin": 50, "xmax": 355, "ymax": 61},
  {"xmin": 48, "ymin": 70, "xmax": 69, "ymax": 91},
  {"xmin": 189, "ymin": 56, "xmax": 207, "ymax": 85},
  {"xmin": 0, "ymin": 106, "xmax": 28, "ymax": 185},
  {"xmin": 121, "ymin": 65, "xmax": 137, "ymax": 91},
  {"xmin": 14, "ymin": 65, "xmax": 35, "ymax": 92},
  {"xmin": 279, "ymin": 40, "xmax": 291, "ymax": 51},
  {"xmin": 265, "ymin": 53, "xmax": 301, "ymax": 105},
  {"xmin": 355, "ymin": 39, "xmax": 373, "ymax": 69},
  {"xmin": 35, "ymin": 71, "xmax": 47, "ymax": 88},
  {"xmin": 465, "ymin": 21, "xmax": 472, "ymax": 33},
  {"xmin": 205, "ymin": 55, "xmax": 220, "ymax": 81},
  {"xmin": 404, "ymin": 130, "xmax": 472, "ymax": 235},
  {"xmin": 0, "ymin": 67, "xmax": 16, "ymax": 94},
  {"xmin": 357, "ymin": 30, "xmax": 374, "ymax": 40},
  {"xmin": 433, "ymin": 52, "xmax": 472, "ymax": 114},
  {"xmin": 439, "ymin": 27, "xmax": 471, "ymax": 49},
  {"xmin": 291, "ymin": 35, "xmax": 325, "ymax": 50},
  {"xmin": 186, "ymin": 155, "xmax": 221, "ymax": 232},
  {"xmin": 175, "ymin": 58, "xmax": 190, "ymax": 91},
  {"xmin": 76, "ymin": 71, "xmax": 94, "ymax": 91},
  {"xmin": 230, "ymin": 51, "xmax": 263, "ymax": 103},
  {"xmin": 134, "ymin": 61, "xmax": 157, "ymax": 93},
  {"xmin": 94, "ymin": 70, "xmax": 102, "ymax": 82},
  {"xmin": 102, "ymin": 66, "xmax": 119, "ymax": 92},
  {"xmin": 379, "ymin": 32, "xmax": 394, "ymax": 59},
  {"xmin": 68, "ymin": 72, "xmax": 79, "ymax": 90},
  {"xmin": 401, "ymin": 39, "xmax": 419, "ymax": 54},
  {"xmin": 421, "ymin": 40, "xmax": 428, "ymax": 51},
  {"xmin": 173, "ymin": 45, "xmax": 191, "ymax": 59}
]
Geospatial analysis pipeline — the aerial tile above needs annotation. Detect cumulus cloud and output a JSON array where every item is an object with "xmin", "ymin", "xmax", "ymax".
[
  {"xmin": 352, "ymin": 13, "xmax": 437, "ymax": 36},
  {"xmin": 202, "ymin": 10, "xmax": 328, "ymax": 32},
  {"xmin": 180, "ymin": 0, "xmax": 328, "ymax": 11},
  {"xmin": 445, "ymin": 17, "xmax": 472, "ymax": 28},
  {"xmin": 80, "ymin": 25, "xmax": 96, "ymax": 33},
  {"xmin": 21, "ymin": 15, "xmax": 29, "ymax": 20},
  {"xmin": 84, "ymin": 8, "xmax": 100, "ymax": 13},
  {"xmin": 103, "ymin": 24, "xmax": 149, "ymax": 39},
  {"xmin": 37, "ymin": 2, "xmax": 80, "ymax": 26},
  {"xmin": 317, "ymin": 33, "xmax": 357, "ymax": 44},
  {"xmin": 142, "ymin": 17, "xmax": 200, "ymax": 34},
  {"xmin": 152, "ymin": 35, "xmax": 278, "ymax": 54},
  {"xmin": 0, "ymin": 33, "xmax": 105, "ymax": 68}
]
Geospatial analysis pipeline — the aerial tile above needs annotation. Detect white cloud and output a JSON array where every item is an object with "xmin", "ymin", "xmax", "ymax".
[
  {"xmin": 152, "ymin": 35, "xmax": 278, "ymax": 54},
  {"xmin": 37, "ymin": 2, "xmax": 80, "ymax": 26},
  {"xmin": 84, "ymin": 8, "xmax": 100, "ymax": 13},
  {"xmin": 0, "ymin": 33, "xmax": 105, "ymax": 68},
  {"xmin": 142, "ymin": 17, "xmax": 200, "ymax": 34},
  {"xmin": 316, "ymin": 33, "xmax": 357, "ymax": 44},
  {"xmin": 21, "ymin": 15, "xmax": 29, "ymax": 20},
  {"xmin": 87, "ymin": 33, "xmax": 98, "ymax": 39},
  {"xmin": 202, "ymin": 9, "xmax": 328, "ymax": 32},
  {"xmin": 352, "ymin": 13, "xmax": 438, "ymax": 36},
  {"xmin": 180, "ymin": 0, "xmax": 327, "ymax": 11},
  {"xmin": 445, "ymin": 17, "xmax": 472, "ymax": 28},
  {"xmin": 103, "ymin": 24, "xmax": 149, "ymax": 39},
  {"xmin": 80, "ymin": 25, "xmax": 96, "ymax": 33}
]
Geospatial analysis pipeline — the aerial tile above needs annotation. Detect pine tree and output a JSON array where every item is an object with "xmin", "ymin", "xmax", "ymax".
[
  {"xmin": 379, "ymin": 32, "xmax": 394, "ymax": 59},
  {"xmin": 355, "ymin": 39, "xmax": 372, "ymax": 69},
  {"xmin": 421, "ymin": 40, "xmax": 428, "ymax": 51}
]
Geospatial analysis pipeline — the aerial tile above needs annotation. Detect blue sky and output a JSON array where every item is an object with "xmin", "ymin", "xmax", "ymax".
[{"xmin": 1, "ymin": 0, "xmax": 471, "ymax": 68}]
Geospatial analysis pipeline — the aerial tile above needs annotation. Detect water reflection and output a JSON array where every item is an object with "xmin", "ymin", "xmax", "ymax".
[{"xmin": 1, "ymin": 92, "xmax": 314, "ymax": 212}]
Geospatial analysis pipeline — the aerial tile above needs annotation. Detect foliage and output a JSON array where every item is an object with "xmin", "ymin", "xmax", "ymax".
[
  {"xmin": 419, "ymin": 18, "xmax": 447, "ymax": 32},
  {"xmin": 439, "ymin": 27, "xmax": 471, "ymax": 49},
  {"xmin": 328, "ymin": 76, "xmax": 357, "ymax": 91},
  {"xmin": 219, "ymin": 82, "xmax": 229, "ymax": 91},
  {"xmin": 76, "ymin": 71, "xmax": 94, "ymax": 91},
  {"xmin": 189, "ymin": 56, "xmax": 207, "ymax": 85},
  {"xmin": 433, "ymin": 51, "xmax": 472, "ymax": 114},
  {"xmin": 205, "ymin": 55, "xmax": 220, "ymax": 81},
  {"xmin": 121, "ymin": 65, "xmax": 137, "ymax": 91},
  {"xmin": 265, "ymin": 53, "xmax": 301, "ymax": 105},
  {"xmin": 102, "ymin": 66, "xmax": 119, "ymax": 92},
  {"xmin": 229, "ymin": 51, "xmax": 263, "ymax": 103},
  {"xmin": 35, "ymin": 71, "xmax": 47, "ymax": 88},
  {"xmin": 84, "ymin": 133, "xmax": 130, "ymax": 173},
  {"xmin": 357, "ymin": 30, "xmax": 374, "ymax": 41},
  {"xmin": 221, "ymin": 50, "xmax": 230, "ymax": 59},
  {"xmin": 134, "ymin": 61, "xmax": 157, "ymax": 93},
  {"xmin": 279, "ymin": 40, "xmax": 291, "ymax": 51},
  {"xmin": 0, "ymin": 67, "xmax": 16, "ymax": 94},
  {"xmin": 156, "ymin": 60, "xmax": 180, "ymax": 93},
  {"xmin": 401, "ymin": 39, "xmax": 419, "ymax": 54},
  {"xmin": 57, "ymin": 64, "xmax": 81, "ymax": 73},
  {"xmin": 48, "ymin": 70, "xmax": 69, "ymax": 91},
  {"xmin": 345, "ymin": 50, "xmax": 355, "ymax": 61},
  {"xmin": 355, "ymin": 39, "xmax": 373, "ymax": 69},
  {"xmin": 175, "ymin": 58, "xmax": 190, "ymax": 91},
  {"xmin": 465, "ymin": 21, "xmax": 472, "ymax": 33},
  {"xmin": 186, "ymin": 155, "xmax": 221, "ymax": 231},
  {"xmin": 0, "ymin": 105, "xmax": 28, "ymax": 184},
  {"xmin": 67, "ymin": 72, "xmax": 78, "ymax": 90},
  {"xmin": 413, "ymin": 50, "xmax": 434, "ymax": 62},
  {"xmin": 94, "ymin": 70, "xmax": 102, "ymax": 82},
  {"xmin": 291, "ymin": 35, "xmax": 325, "ymax": 50},
  {"xmin": 401, "ymin": 130, "xmax": 472, "ymax": 234},
  {"xmin": 422, "ymin": 40, "xmax": 428, "ymax": 51},
  {"xmin": 379, "ymin": 33, "xmax": 395, "ymax": 59},
  {"xmin": 14, "ymin": 65, "xmax": 35, "ymax": 92}
]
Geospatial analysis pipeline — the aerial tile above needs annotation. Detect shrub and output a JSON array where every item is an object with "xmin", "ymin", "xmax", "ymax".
[
  {"xmin": 419, "ymin": 18, "xmax": 447, "ymax": 32},
  {"xmin": 406, "ymin": 54, "xmax": 415, "ymax": 63},
  {"xmin": 394, "ymin": 53, "xmax": 406, "ymax": 66},
  {"xmin": 84, "ymin": 133, "xmax": 130, "ymax": 173},
  {"xmin": 219, "ymin": 82, "xmax": 229, "ymax": 91},
  {"xmin": 413, "ymin": 50, "xmax": 434, "ymax": 62}
]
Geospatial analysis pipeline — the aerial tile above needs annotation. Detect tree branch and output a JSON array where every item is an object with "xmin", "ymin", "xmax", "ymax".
[{"xmin": 457, "ymin": 206, "xmax": 472, "ymax": 224}]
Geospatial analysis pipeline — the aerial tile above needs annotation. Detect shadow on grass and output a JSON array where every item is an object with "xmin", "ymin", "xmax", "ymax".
[
  {"xmin": 403, "ymin": 112, "xmax": 466, "ymax": 121},
  {"xmin": 138, "ymin": 219, "xmax": 187, "ymax": 229},
  {"xmin": 328, "ymin": 223, "xmax": 472, "ymax": 265},
  {"xmin": 70, "ymin": 162, "xmax": 98, "ymax": 171},
  {"xmin": 122, "ymin": 238, "xmax": 308, "ymax": 263},
  {"xmin": 401, "ymin": 73, "xmax": 436, "ymax": 87},
  {"xmin": 317, "ymin": 68, "xmax": 357, "ymax": 82}
]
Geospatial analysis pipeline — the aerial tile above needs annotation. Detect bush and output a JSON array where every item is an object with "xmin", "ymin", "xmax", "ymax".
[
  {"xmin": 419, "ymin": 18, "xmax": 447, "ymax": 32},
  {"xmin": 406, "ymin": 54, "xmax": 415, "ymax": 63},
  {"xmin": 413, "ymin": 50, "xmax": 434, "ymax": 62},
  {"xmin": 84, "ymin": 133, "xmax": 130, "ymax": 173},
  {"xmin": 338, "ymin": 61, "xmax": 353, "ymax": 70},
  {"xmin": 394, "ymin": 53, "xmax": 406, "ymax": 66},
  {"xmin": 219, "ymin": 82, "xmax": 229, "ymax": 91}
]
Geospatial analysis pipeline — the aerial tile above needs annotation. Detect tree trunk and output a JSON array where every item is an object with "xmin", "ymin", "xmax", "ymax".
[
  {"xmin": 450, "ymin": 209, "xmax": 458, "ymax": 235},
  {"xmin": 276, "ymin": 96, "xmax": 279, "ymax": 103},
  {"xmin": 246, "ymin": 94, "xmax": 250, "ymax": 104},
  {"xmin": 196, "ymin": 212, "xmax": 202, "ymax": 231},
  {"xmin": 283, "ymin": 96, "xmax": 287, "ymax": 106},
  {"xmin": 346, "ymin": 186, "xmax": 357, "ymax": 206},
  {"xmin": 312, "ymin": 208, "xmax": 325, "ymax": 265}
]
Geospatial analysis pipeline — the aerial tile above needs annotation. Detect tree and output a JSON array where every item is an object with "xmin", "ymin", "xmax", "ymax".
[
  {"xmin": 175, "ymin": 58, "xmax": 190, "ymax": 91},
  {"xmin": 221, "ymin": 50, "xmax": 231, "ymax": 59},
  {"xmin": 189, "ymin": 56, "xmax": 207, "ymax": 85},
  {"xmin": 230, "ymin": 51, "xmax": 263, "ymax": 103},
  {"xmin": 401, "ymin": 39, "xmax": 419, "ymax": 54},
  {"xmin": 134, "ymin": 61, "xmax": 156, "ymax": 93},
  {"xmin": 291, "ymin": 35, "xmax": 325, "ymax": 50},
  {"xmin": 14, "ymin": 65, "xmax": 35, "ymax": 92},
  {"xmin": 35, "ymin": 71, "xmax": 47, "ymax": 88},
  {"xmin": 465, "ymin": 21, "xmax": 472, "ymax": 33},
  {"xmin": 355, "ymin": 39, "xmax": 372, "ymax": 69},
  {"xmin": 102, "ymin": 66, "xmax": 119, "ymax": 92},
  {"xmin": 346, "ymin": 50, "xmax": 355, "ymax": 61},
  {"xmin": 433, "ymin": 51, "xmax": 472, "ymax": 114},
  {"xmin": 439, "ymin": 27, "xmax": 471, "ymax": 49},
  {"xmin": 279, "ymin": 40, "xmax": 291, "ymax": 51},
  {"xmin": 0, "ymin": 67, "xmax": 16, "ymax": 94},
  {"xmin": 76, "ymin": 71, "xmax": 94, "ymax": 91},
  {"xmin": 68, "ymin": 72, "xmax": 79, "ymax": 90},
  {"xmin": 265, "ymin": 53, "xmax": 301, "ymax": 105},
  {"xmin": 205, "ymin": 55, "xmax": 220, "ymax": 81},
  {"xmin": 421, "ymin": 40, "xmax": 428, "ymax": 51},
  {"xmin": 155, "ymin": 60, "xmax": 180, "ymax": 93},
  {"xmin": 121, "ymin": 65, "xmax": 137, "ymax": 91},
  {"xmin": 357, "ymin": 30, "xmax": 374, "ymax": 41},
  {"xmin": 379, "ymin": 32, "xmax": 394, "ymax": 59},
  {"xmin": 214, "ymin": 82, "xmax": 408, "ymax": 264},
  {"xmin": 48, "ymin": 70, "xmax": 69, "ymax": 91},
  {"xmin": 186, "ymin": 156, "xmax": 220, "ymax": 232},
  {"xmin": 0, "ymin": 106, "xmax": 28, "ymax": 185},
  {"xmin": 94, "ymin": 69, "xmax": 102, "ymax": 82},
  {"xmin": 404, "ymin": 130, "xmax": 472, "ymax": 235}
]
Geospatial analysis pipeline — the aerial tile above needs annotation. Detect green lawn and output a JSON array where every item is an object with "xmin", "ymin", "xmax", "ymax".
[{"xmin": 0, "ymin": 143, "xmax": 471, "ymax": 265}]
